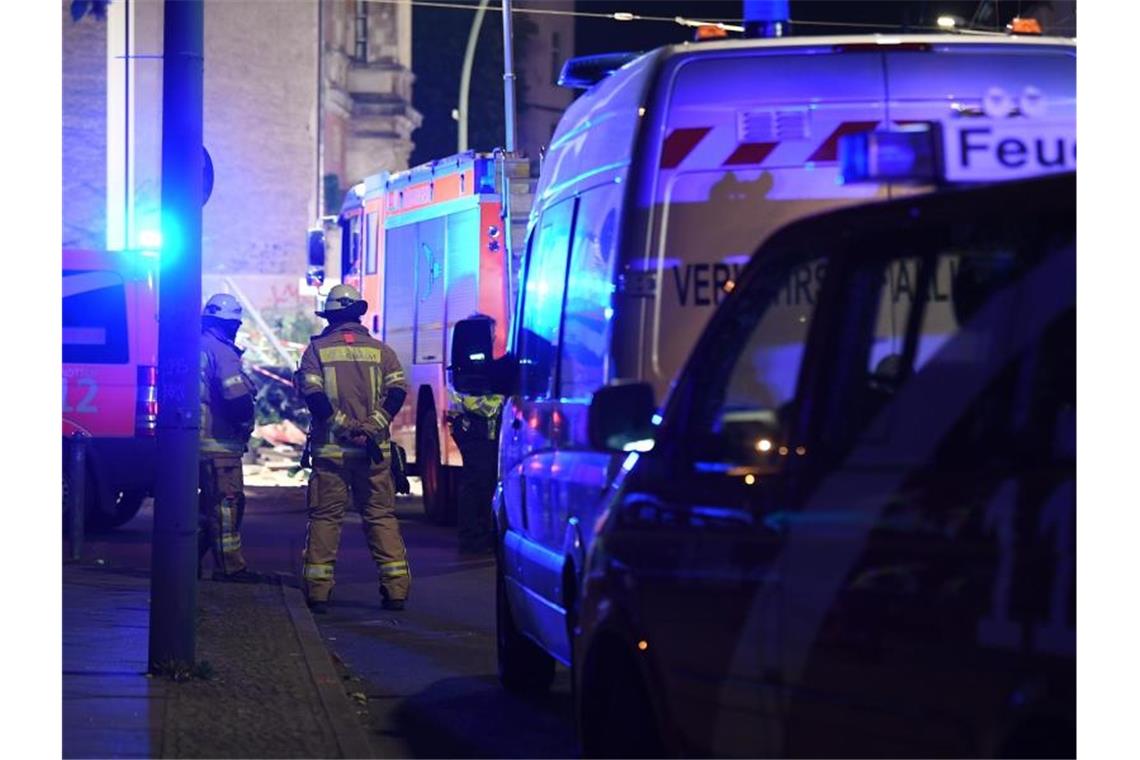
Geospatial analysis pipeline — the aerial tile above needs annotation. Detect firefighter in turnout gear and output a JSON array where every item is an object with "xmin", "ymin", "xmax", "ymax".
[
  {"xmin": 447, "ymin": 314, "xmax": 505, "ymax": 555},
  {"xmin": 295, "ymin": 284, "xmax": 411, "ymax": 613},
  {"xmin": 199, "ymin": 293, "xmax": 261, "ymax": 583}
]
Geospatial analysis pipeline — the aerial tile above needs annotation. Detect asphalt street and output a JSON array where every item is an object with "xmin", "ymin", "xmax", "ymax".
[{"xmin": 77, "ymin": 483, "xmax": 578, "ymax": 758}]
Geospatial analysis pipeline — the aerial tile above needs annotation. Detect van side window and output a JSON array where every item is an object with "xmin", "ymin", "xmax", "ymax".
[
  {"xmin": 560, "ymin": 187, "xmax": 620, "ymax": 400},
  {"xmin": 517, "ymin": 198, "xmax": 574, "ymax": 398},
  {"xmin": 817, "ymin": 239, "xmax": 1073, "ymax": 470}
]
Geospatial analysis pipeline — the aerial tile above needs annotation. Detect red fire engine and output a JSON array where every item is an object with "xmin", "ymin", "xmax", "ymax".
[{"xmin": 323, "ymin": 151, "xmax": 531, "ymax": 523}]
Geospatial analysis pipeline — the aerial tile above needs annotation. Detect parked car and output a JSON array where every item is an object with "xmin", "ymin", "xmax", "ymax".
[{"xmin": 575, "ymin": 172, "xmax": 1076, "ymax": 757}]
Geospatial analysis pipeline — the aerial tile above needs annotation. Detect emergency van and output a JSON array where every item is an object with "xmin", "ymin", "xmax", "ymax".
[
  {"xmin": 63, "ymin": 248, "xmax": 159, "ymax": 530},
  {"xmin": 446, "ymin": 32, "xmax": 1075, "ymax": 694},
  {"xmin": 330, "ymin": 152, "xmax": 532, "ymax": 523}
]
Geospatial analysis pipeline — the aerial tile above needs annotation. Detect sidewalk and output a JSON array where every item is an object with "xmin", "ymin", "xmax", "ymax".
[{"xmin": 63, "ymin": 562, "xmax": 373, "ymax": 759}]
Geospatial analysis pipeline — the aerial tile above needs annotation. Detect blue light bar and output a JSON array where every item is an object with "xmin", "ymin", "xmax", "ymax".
[{"xmin": 839, "ymin": 125, "xmax": 939, "ymax": 185}]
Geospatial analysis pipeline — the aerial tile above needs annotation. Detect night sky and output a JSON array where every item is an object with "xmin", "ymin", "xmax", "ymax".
[{"xmin": 410, "ymin": 1, "xmax": 1064, "ymax": 163}]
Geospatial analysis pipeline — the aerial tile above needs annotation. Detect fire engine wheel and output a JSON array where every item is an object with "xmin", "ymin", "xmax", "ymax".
[
  {"xmin": 416, "ymin": 389, "xmax": 451, "ymax": 525},
  {"xmin": 496, "ymin": 558, "xmax": 556, "ymax": 694},
  {"xmin": 62, "ymin": 442, "xmax": 145, "ymax": 531},
  {"xmin": 90, "ymin": 490, "xmax": 147, "ymax": 531}
]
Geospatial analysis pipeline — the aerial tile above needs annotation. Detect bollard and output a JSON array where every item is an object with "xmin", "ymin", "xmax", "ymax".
[{"xmin": 69, "ymin": 432, "xmax": 87, "ymax": 561}]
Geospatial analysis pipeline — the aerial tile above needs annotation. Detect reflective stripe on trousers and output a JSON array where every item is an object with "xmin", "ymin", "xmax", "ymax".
[
  {"xmin": 379, "ymin": 559, "xmax": 409, "ymax": 579},
  {"xmin": 303, "ymin": 562, "xmax": 334, "ymax": 581}
]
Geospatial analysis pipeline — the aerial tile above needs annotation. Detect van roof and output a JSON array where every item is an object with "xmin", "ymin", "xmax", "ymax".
[
  {"xmin": 656, "ymin": 32, "xmax": 1075, "ymax": 55},
  {"xmin": 563, "ymin": 33, "xmax": 1075, "ymax": 90}
]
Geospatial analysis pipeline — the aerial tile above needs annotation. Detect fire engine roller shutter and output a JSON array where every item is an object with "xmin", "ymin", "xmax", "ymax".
[
  {"xmin": 415, "ymin": 217, "xmax": 446, "ymax": 364},
  {"xmin": 444, "ymin": 208, "xmax": 481, "ymax": 346},
  {"xmin": 383, "ymin": 224, "xmax": 416, "ymax": 367}
]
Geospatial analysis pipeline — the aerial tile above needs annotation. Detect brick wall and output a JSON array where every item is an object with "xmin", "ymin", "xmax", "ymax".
[
  {"xmin": 62, "ymin": 6, "xmax": 107, "ymax": 250},
  {"xmin": 203, "ymin": 0, "xmax": 318, "ymax": 275}
]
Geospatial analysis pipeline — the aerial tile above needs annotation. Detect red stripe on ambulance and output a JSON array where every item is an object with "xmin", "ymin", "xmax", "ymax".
[
  {"xmin": 722, "ymin": 141, "xmax": 779, "ymax": 167},
  {"xmin": 660, "ymin": 127, "xmax": 712, "ymax": 169}
]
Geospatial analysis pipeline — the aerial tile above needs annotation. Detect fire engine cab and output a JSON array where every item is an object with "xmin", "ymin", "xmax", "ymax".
[{"xmin": 323, "ymin": 151, "xmax": 532, "ymax": 523}]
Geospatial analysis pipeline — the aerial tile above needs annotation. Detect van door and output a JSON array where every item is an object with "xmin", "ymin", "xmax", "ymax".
[
  {"xmin": 500, "ymin": 197, "xmax": 575, "ymax": 661},
  {"xmin": 616, "ymin": 244, "xmax": 833, "ymax": 756}
]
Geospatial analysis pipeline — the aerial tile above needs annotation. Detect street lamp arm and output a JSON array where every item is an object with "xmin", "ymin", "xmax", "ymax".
[{"xmin": 457, "ymin": 0, "xmax": 490, "ymax": 153}]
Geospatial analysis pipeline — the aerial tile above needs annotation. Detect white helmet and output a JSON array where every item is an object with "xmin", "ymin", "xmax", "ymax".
[
  {"xmin": 202, "ymin": 293, "xmax": 243, "ymax": 322},
  {"xmin": 316, "ymin": 283, "xmax": 367, "ymax": 318}
]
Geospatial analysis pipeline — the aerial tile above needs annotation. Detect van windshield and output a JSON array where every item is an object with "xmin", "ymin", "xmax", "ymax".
[{"xmin": 63, "ymin": 269, "xmax": 129, "ymax": 364}]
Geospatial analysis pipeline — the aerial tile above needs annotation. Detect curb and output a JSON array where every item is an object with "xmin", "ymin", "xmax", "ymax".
[{"xmin": 278, "ymin": 574, "xmax": 374, "ymax": 759}]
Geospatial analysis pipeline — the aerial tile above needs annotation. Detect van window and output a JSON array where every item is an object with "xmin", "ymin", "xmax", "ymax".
[
  {"xmin": 63, "ymin": 270, "xmax": 129, "ymax": 364},
  {"xmin": 691, "ymin": 257, "xmax": 825, "ymax": 468},
  {"xmin": 815, "ymin": 239, "xmax": 1073, "ymax": 470},
  {"xmin": 560, "ymin": 186, "xmax": 620, "ymax": 400},
  {"xmin": 518, "ymin": 198, "xmax": 574, "ymax": 398}
]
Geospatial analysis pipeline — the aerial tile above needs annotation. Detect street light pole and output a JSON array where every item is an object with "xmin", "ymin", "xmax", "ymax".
[
  {"xmin": 458, "ymin": 0, "xmax": 490, "ymax": 153},
  {"xmin": 500, "ymin": 0, "xmax": 518, "ymax": 153},
  {"xmin": 148, "ymin": 0, "xmax": 204, "ymax": 672}
]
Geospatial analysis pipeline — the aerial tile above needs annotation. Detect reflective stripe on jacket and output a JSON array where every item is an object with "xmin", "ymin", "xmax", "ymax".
[{"xmin": 295, "ymin": 322, "xmax": 408, "ymax": 460}]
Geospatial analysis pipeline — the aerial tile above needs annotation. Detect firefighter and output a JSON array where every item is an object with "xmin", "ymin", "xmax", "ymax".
[
  {"xmin": 199, "ymin": 293, "xmax": 261, "ymax": 583},
  {"xmin": 295, "ymin": 284, "xmax": 411, "ymax": 613},
  {"xmin": 447, "ymin": 314, "xmax": 505, "ymax": 555}
]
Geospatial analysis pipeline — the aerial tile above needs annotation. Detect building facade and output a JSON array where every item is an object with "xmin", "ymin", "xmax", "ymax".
[
  {"xmin": 515, "ymin": 0, "xmax": 574, "ymax": 173},
  {"xmin": 61, "ymin": 0, "xmax": 419, "ymax": 312}
]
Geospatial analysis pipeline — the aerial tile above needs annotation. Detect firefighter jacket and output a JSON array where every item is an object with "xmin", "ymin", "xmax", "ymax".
[
  {"xmin": 200, "ymin": 326, "xmax": 257, "ymax": 458},
  {"xmin": 296, "ymin": 322, "xmax": 408, "ymax": 460},
  {"xmin": 447, "ymin": 389, "xmax": 506, "ymax": 441}
]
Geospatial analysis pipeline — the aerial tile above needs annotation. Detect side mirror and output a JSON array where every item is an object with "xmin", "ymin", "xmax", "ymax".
[
  {"xmin": 306, "ymin": 227, "xmax": 326, "ymax": 287},
  {"xmin": 449, "ymin": 318, "xmax": 515, "ymax": 395},
  {"xmin": 588, "ymin": 382, "xmax": 656, "ymax": 452}
]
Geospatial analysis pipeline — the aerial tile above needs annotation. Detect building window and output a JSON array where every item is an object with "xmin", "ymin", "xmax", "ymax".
[
  {"xmin": 354, "ymin": 0, "xmax": 368, "ymax": 62},
  {"xmin": 550, "ymin": 32, "xmax": 562, "ymax": 85}
]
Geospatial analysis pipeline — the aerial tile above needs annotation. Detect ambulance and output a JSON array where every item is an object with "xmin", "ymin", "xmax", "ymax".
[
  {"xmin": 63, "ymin": 248, "xmax": 159, "ymax": 530},
  {"xmin": 446, "ymin": 30, "xmax": 1076, "ymax": 697},
  {"xmin": 328, "ymin": 152, "xmax": 532, "ymax": 523}
]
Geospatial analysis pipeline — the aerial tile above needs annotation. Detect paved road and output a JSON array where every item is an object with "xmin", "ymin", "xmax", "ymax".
[{"xmin": 79, "ymin": 483, "xmax": 578, "ymax": 758}]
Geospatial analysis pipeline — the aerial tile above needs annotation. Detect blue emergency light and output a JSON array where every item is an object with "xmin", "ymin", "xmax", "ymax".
[
  {"xmin": 839, "ymin": 125, "xmax": 940, "ymax": 185},
  {"xmin": 138, "ymin": 229, "xmax": 162, "ymax": 259}
]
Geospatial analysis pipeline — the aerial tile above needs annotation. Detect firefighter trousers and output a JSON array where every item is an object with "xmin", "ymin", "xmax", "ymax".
[
  {"xmin": 303, "ymin": 456, "xmax": 410, "ymax": 603},
  {"xmin": 199, "ymin": 457, "xmax": 248, "ymax": 575}
]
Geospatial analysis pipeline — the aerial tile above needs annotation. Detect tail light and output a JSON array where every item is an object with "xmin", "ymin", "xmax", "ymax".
[{"xmin": 136, "ymin": 365, "xmax": 158, "ymax": 436}]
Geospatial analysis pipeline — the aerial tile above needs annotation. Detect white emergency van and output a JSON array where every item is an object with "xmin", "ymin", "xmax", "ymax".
[{"xmin": 449, "ymin": 32, "xmax": 1076, "ymax": 691}]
